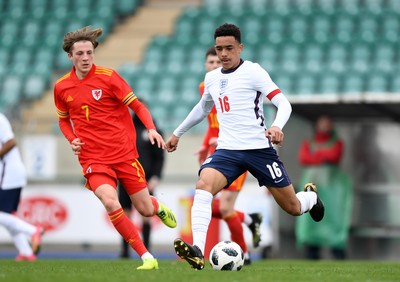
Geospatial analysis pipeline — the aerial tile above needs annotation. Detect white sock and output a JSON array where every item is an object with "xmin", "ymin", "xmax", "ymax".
[
  {"xmin": 11, "ymin": 232, "xmax": 33, "ymax": 256},
  {"xmin": 243, "ymin": 213, "xmax": 252, "ymax": 225},
  {"xmin": 0, "ymin": 211, "xmax": 36, "ymax": 235},
  {"xmin": 296, "ymin": 191, "xmax": 317, "ymax": 214},
  {"xmin": 191, "ymin": 189, "xmax": 213, "ymax": 254},
  {"xmin": 141, "ymin": 252, "xmax": 154, "ymax": 260}
]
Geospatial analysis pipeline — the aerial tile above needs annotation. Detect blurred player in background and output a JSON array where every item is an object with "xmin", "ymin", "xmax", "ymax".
[
  {"xmin": 119, "ymin": 99, "xmax": 165, "ymax": 258},
  {"xmin": 195, "ymin": 47, "xmax": 263, "ymax": 264},
  {"xmin": 296, "ymin": 115, "xmax": 352, "ymax": 260},
  {"xmin": 167, "ymin": 23, "xmax": 324, "ymax": 270},
  {"xmin": 0, "ymin": 112, "xmax": 44, "ymax": 261},
  {"xmin": 53, "ymin": 26, "xmax": 176, "ymax": 270}
]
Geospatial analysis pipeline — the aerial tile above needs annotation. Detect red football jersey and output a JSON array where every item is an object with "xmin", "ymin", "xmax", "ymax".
[
  {"xmin": 199, "ymin": 81, "xmax": 219, "ymax": 154},
  {"xmin": 54, "ymin": 65, "xmax": 139, "ymax": 164}
]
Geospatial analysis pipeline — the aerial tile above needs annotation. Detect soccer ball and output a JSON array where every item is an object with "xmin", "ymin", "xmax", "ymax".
[{"xmin": 209, "ymin": 240, "xmax": 244, "ymax": 271}]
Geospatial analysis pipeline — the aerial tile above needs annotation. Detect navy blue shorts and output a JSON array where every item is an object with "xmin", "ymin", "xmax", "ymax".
[
  {"xmin": 0, "ymin": 188, "xmax": 22, "ymax": 213},
  {"xmin": 200, "ymin": 148, "xmax": 292, "ymax": 188}
]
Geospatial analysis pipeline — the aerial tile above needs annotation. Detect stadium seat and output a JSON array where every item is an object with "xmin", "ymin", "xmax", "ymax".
[
  {"xmin": 325, "ymin": 43, "xmax": 348, "ymax": 74},
  {"xmin": 342, "ymin": 73, "xmax": 365, "ymax": 93},
  {"xmin": 389, "ymin": 75, "xmax": 400, "ymax": 93},
  {"xmin": 303, "ymin": 44, "xmax": 324, "ymax": 73},
  {"xmin": 318, "ymin": 74, "xmax": 341, "ymax": 94},
  {"xmin": 295, "ymin": 73, "xmax": 318, "ymax": 95},
  {"xmin": 348, "ymin": 44, "xmax": 371, "ymax": 74},
  {"xmin": 0, "ymin": 48, "xmax": 10, "ymax": 65},
  {"xmin": 365, "ymin": 73, "xmax": 388, "ymax": 93},
  {"xmin": 55, "ymin": 51, "xmax": 72, "ymax": 70},
  {"xmin": 24, "ymin": 75, "xmax": 46, "ymax": 101},
  {"xmin": 288, "ymin": 15, "xmax": 308, "ymax": 44},
  {"xmin": 333, "ymin": 13, "xmax": 355, "ymax": 44},
  {"xmin": 311, "ymin": 13, "xmax": 332, "ymax": 44},
  {"xmin": 115, "ymin": 0, "xmax": 141, "ymax": 17},
  {"xmin": 274, "ymin": 73, "xmax": 293, "ymax": 95},
  {"xmin": 1, "ymin": 76, "xmax": 23, "ymax": 105}
]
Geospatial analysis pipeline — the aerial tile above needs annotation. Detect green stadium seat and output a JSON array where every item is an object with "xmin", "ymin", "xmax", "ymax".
[
  {"xmin": 55, "ymin": 51, "xmax": 72, "ymax": 70},
  {"xmin": 156, "ymin": 88, "xmax": 175, "ymax": 105},
  {"xmin": 133, "ymin": 74, "xmax": 154, "ymax": 95},
  {"xmin": 179, "ymin": 75, "xmax": 201, "ymax": 105},
  {"xmin": 188, "ymin": 58, "xmax": 205, "ymax": 76},
  {"xmin": 31, "ymin": 61, "xmax": 52, "ymax": 84},
  {"xmin": 288, "ymin": 15, "xmax": 308, "ymax": 44},
  {"xmin": 334, "ymin": 13, "xmax": 355, "ymax": 44},
  {"xmin": 303, "ymin": 44, "xmax": 324, "ymax": 73},
  {"xmin": 0, "ymin": 48, "xmax": 10, "ymax": 65},
  {"xmin": 115, "ymin": 0, "xmax": 141, "ymax": 17},
  {"xmin": 175, "ymin": 18, "xmax": 194, "ymax": 35},
  {"xmin": 325, "ymin": 43, "xmax": 348, "ymax": 74},
  {"xmin": 257, "ymin": 47, "xmax": 278, "ymax": 65},
  {"xmin": 342, "ymin": 74, "xmax": 365, "ymax": 93},
  {"xmin": 357, "ymin": 16, "xmax": 378, "ymax": 44},
  {"xmin": 279, "ymin": 45, "xmax": 301, "ymax": 73},
  {"xmin": 387, "ymin": 0, "xmax": 400, "ymax": 13},
  {"xmin": 12, "ymin": 48, "xmax": 32, "ymax": 66},
  {"xmin": 365, "ymin": 73, "xmax": 388, "ymax": 93},
  {"xmin": 1, "ymin": 75, "xmax": 22, "ymax": 102},
  {"xmin": 165, "ymin": 60, "xmax": 185, "ymax": 75},
  {"xmin": 35, "ymin": 48, "xmax": 55, "ymax": 65},
  {"xmin": 241, "ymin": 45, "xmax": 256, "ymax": 61},
  {"xmin": 28, "ymin": 0, "xmax": 48, "ymax": 19},
  {"xmin": 318, "ymin": 74, "xmax": 341, "ymax": 94},
  {"xmin": 389, "ymin": 75, "xmax": 400, "ymax": 93},
  {"xmin": 118, "ymin": 63, "xmax": 140, "ymax": 81},
  {"xmin": 7, "ymin": 0, "xmax": 26, "ymax": 21},
  {"xmin": 295, "ymin": 74, "xmax": 318, "ymax": 95},
  {"xmin": 24, "ymin": 75, "xmax": 46, "ymax": 100},
  {"xmin": 144, "ymin": 46, "xmax": 164, "ymax": 62},
  {"xmin": 274, "ymin": 73, "xmax": 293, "ymax": 95},
  {"xmin": 1, "ymin": 21, "xmax": 18, "ymax": 38},
  {"xmin": 311, "ymin": 14, "xmax": 332, "ymax": 44},
  {"xmin": 157, "ymin": 76, "xmax": 178, "ymax": 92},
  {"xmin": 348, "ymin": 44, "xmax": 371, "ymax": 74}
]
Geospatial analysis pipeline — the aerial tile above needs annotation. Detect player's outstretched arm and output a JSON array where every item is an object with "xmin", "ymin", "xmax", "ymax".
[{"xmin": 166, "ymin": 135, "xmax": 180, "ymax": 152}]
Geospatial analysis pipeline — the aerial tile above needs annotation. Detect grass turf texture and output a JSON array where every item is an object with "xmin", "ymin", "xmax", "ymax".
[{"xmin": 1, "ymin": 259, "xmax": 399, "ymax": 282}]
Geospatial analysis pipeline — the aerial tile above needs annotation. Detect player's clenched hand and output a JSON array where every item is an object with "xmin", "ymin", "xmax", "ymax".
[
  {"xmin": 166, "ymin": 135, "xmax": 180, "ymax": 152},
  {"xmin": 266, "ymin": 126, "xmax": 284, "ymax": 146},
  {"xmin": 71, "ymin": 138, "xmax": 85, "ymax": 155},
  {"xmin": 148, "ymin": 129, "xmax": 166, "ymax": 149}
]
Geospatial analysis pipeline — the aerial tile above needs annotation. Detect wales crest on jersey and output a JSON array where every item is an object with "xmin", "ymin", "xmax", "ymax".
[{"xmin": 92, "ymin": 89, "xmax": 102, "ymax": 100}]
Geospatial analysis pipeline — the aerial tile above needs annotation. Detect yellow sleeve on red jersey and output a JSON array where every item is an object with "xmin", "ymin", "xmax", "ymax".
[{"xmin": 108, "ymin": 69, "xmax": 137, "ymax": 106}]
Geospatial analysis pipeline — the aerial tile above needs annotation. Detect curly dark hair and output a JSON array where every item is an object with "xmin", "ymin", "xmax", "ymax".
[
  {"xmin": 214, "ymin": 23, "xmax": 241, "ymax": 43},
  {"xmin": 63, "ymin": 26, "xmax": 103, "ymax": 53}
]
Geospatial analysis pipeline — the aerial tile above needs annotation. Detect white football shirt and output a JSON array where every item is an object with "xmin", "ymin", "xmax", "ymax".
[
  {"xmin": 202, "ymin": 60, "xmax": 281, "ymax": 150},
  {"xmin": 0, "ymin": 113, "xmax": 27, "ymax": 189}
]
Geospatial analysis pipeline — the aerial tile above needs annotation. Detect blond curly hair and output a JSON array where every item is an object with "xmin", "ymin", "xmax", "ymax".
[{"xmin": 63, "ymin": 26, "xmax": 103, "ymax": 53}]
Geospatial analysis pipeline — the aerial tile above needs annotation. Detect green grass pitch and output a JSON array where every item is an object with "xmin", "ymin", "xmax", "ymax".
[{"xmin": 1, "ymin": 259, "xmax": 399, "ymax": 282}]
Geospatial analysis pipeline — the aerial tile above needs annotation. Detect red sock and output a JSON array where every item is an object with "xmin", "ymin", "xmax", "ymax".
[
  {"xmin": 211, "ymin": 199, "xmax": 222, "ymax": 219},
  {"xmin": 225, "ymin": 212, "xmax": 247, "ymax": 253},
  {"xmin": 108, "ymin": 208, "xmax": 147, "ymax": 256},
  {"xmin": 150, "ymin": 196, "xmax": 159, "ymax": 215},
  {"xmin": 236, "ymin": 210, "xmax": 245, "ymax": 223}
]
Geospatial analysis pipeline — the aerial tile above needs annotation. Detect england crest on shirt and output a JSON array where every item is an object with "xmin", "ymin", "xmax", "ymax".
[
  {"xmin": 92, "ymin": 89, "xmax": 102, "ymax": 100},
  {"xmin": 219, "ymin": 79, "xmax": 228, "ymax": 90}
]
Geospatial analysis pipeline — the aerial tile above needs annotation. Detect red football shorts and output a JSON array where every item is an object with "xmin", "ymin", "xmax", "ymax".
[{"xmin": 83, "ymin": 159, "xmax": 147, "ymax": 195}]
